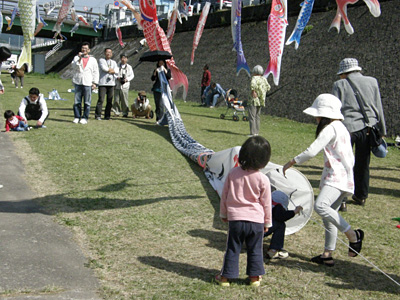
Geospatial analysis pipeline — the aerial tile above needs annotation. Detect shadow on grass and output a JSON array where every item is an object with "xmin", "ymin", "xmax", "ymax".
[
  {"xmin": 276, "ymin": 252, "xmax": 400, "ymax": 295},
  {"xmin": 138, "ymin": 256, "xmax": 219, "ymax": 283},
  {"xmin": 203, "ymin": 129, "xmax": 245, "ymax": 136},
  {"xmin": 0, "ymin": 179, "xmax": 203, "ymax": 214},
  {"xmin": 187, "ymin": 229, "xmax": 227, "ymax": 252},
  {"xmin": 180, "ymin": 111, "xmax": 222, "ymax": 121}
]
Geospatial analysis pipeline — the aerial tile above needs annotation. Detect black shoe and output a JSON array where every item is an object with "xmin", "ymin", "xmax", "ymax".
[
  {"xmin": 339, "ymin": 202, "xmax": 347, "ymax": 212},
  {"xmin": 352, "ymin": 195, "xmax": 366, "ymax": 206}
]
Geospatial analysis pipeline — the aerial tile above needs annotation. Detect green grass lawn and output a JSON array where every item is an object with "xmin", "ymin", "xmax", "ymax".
[{"xmin": 1, "ymin": 73, "xmax": 400, "ymax": 299}]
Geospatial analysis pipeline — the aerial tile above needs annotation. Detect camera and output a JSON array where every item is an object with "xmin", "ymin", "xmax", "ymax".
[{"xmin": 119, "ymin": 74, "xmax": 126, "ymax": 84}]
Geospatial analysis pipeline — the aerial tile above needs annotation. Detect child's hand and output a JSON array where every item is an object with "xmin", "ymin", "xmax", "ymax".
[
  {"xmin": 294, "ymin": 206, "xmax": 303, "ymax": 215},
  {"xmin": 221, "ymin": 217, "xmax": 228, "ymax": 223}
]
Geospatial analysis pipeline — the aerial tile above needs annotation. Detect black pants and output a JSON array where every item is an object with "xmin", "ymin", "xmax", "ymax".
[
  {"xmin": 351, "ymin": 127, "xmax": 371, "ymax": 199},
  {"xmin": 153, "ymin": 91, "xmax": 164, "ymax": 121},
  {"xmin": 95, "ymin": 86, "xmax": 114, "ymax": 119},
  {"xmin": 200, "ymin": 86, "xmax": 206, "ymax": 104},
  {"xmin": 20, "ymin": 105, "xmax": 49, "ymax": 123},
  {"xmin": 264, "ymin": 219, "xmax": 286, "ymax": 250}
]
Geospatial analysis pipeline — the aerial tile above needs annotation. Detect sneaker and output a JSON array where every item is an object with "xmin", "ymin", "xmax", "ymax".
[
  {"xmin": 15, "ymin": 86, "xmax": 18, "ymax": 88},
  {"xmin": 266, "ymin": 249, "xmax": 289, "ymax": 259},
  {"xmin": 79, "ymin": 119, "xmax": 88, "ymax": 124},
  {"xmin": 95, "ymin": 117, "xmax": 101, "ymax": 120},
  {"xmin": 209, "ymin": 106, "xmax": 214, "ymax": 108},
  {"xmin": 249, "ymin": 276, "xmax": 262, "ymax": 287},
  {"xmin": 38, "ymin": 125, "xmax": 47, "ymax": 129},
  {"xmin": 73, "ymin": 118, "xmax": 80, "ymax": 124},
  {"xmin": 215, "ymin": 274, "xmax": 229, "ymax": 287},
  {"xmin": 0, "ymin": 184, "xmax": 3, "ymax": 189}
]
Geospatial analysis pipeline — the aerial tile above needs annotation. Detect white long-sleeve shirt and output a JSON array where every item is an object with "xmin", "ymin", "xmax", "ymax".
[
  {"xmin": 294, "ymin": 120, "xmax": 355, "ymax": 194},
  {"xmin": 115, "ymin": 63, "xmax": 134, "ymax": 90},
  {"xmin": 18, "ymin": 94, "xmax": 48, "ymax": 123},
  {"xmin": 71, "ymin": 55, "xmax": 99, "ymax": 87}
]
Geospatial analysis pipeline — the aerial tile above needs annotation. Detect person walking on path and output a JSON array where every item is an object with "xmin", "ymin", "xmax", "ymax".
[
  {"xmin": 95, "ymin": 48, "xmax": 118, "ymax": 120},
  {"xmin": 216, "ymin": 136, "xmax": 272, "ymax": 287},
  {"xmin": 113, "ymin": 53, "xmax": 134, "ymax": 117},
  {"xmin": 200, "ymin": 64, "xmax": 211, "ymax": 105},
  {"xmin": 248, "ymin": 65, "xmax": 270, "ymax": 136},
  {"xmin": 71, "ymin": 42, "xmax": 99, "ymax": 124},
  {"xmin": 283, "ymin": 94, "xmax": 364, "ymax": 267},
  {"xmin": 332, "ymin": 58, "xmax": 386, "ymax": 207}
]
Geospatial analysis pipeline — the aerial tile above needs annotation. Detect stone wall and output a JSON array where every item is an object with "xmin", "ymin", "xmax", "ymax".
[{"xmin": 60, "ymin": 0, "xmax": 399, "ymax": 135}]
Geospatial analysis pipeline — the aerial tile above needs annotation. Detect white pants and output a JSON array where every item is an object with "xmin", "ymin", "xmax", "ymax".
[{"xmin": 314, "ymin": 185, "xmax": 351, "ymax": 251}]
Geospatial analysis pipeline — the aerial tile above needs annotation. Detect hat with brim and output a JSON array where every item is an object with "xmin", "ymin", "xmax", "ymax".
[
  {"xmin": 303, "ymin": 94, "xmax": 344, "ymax": 120},
  {"xmin": 337, "ymin": 58, "xmax": 362, "ymax": 75}
]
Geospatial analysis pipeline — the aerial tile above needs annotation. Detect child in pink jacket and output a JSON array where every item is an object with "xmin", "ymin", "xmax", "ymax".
[{"xmin": 216, "ymin": 136, "xmax": 272, "ymax": 287}]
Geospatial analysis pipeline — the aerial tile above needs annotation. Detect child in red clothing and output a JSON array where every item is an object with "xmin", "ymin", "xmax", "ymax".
[
  {"xmin": 216, "ymin": 136, "xmax": 272, "ymax": 287},
  {"xmin": 4, "ymin": 110, "xmax": 30, "ymax": 132}
]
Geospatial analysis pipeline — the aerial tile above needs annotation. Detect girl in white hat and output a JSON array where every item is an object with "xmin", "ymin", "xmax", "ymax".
[{"xmin": 283, "ymin": 94, "xmax": 364, "ymax": 266}]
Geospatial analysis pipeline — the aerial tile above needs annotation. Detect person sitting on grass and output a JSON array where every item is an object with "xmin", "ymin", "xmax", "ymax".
[
  {"xmin": 131, "ymin": 91, "xmax": 153, "ymax": 119},
  {"xmin": 202, "ymin": 82, "xmax": 226, "ymax": 108},
  {"xmin": 18, "ymin": 87, "xmax": 49, "ymax": 129},
  {"xmin": 216, "ymin": 136, "xmax": 272, "ymax": 287},
  {"xmin": 264, "ymin": 190, "xmax": 303, "ymax": 259},
  {"xmin": 4, "ymin": 110, "xmax": 30, "ymax": 132}
]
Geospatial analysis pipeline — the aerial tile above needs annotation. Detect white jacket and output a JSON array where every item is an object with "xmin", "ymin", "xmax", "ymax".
[
  {"xmin": 115, "ymin": 63, "xmax": 134, "ymax": 90},
  {"xmin": 71, "ymin": 55, "xmax": 99, "ymax": 87}
]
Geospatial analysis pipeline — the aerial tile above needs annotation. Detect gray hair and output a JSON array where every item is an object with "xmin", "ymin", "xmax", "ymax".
[{"xmin": 252, "ymin": 65, "xmax": 264, "ymax": 76}]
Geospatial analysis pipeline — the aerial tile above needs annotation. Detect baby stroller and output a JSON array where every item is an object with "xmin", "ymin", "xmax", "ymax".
[{"xmin": 219, "ymin": 89, "xmax": 248, "ymax": 122}]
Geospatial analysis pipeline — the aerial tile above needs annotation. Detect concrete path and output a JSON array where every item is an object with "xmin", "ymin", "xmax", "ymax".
[{"xmin": 0, "ymin": 132, "xmax": 102, "ymax": 299}]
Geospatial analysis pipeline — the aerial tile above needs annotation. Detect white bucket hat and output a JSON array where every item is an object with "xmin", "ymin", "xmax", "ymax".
[
  {"xmin": 272, "ymin": 190, "xmax": 289, "ymax": 210},
  {"xmin": 303, "ymin": 94, "xmax": 344, "ymax": 120},
  {"xmin": 337, "ymin": 58, "xmax": 362, "ymax": 75}
]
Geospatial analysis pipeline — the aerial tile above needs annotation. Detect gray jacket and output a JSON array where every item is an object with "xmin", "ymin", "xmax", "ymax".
[
  {"xmin": 332, "ymin": 72, "xmax": 386, "ymax": 135},
  {"xmin": 98, "ymin": 58, "xmax": 118, "ymax": 87}
]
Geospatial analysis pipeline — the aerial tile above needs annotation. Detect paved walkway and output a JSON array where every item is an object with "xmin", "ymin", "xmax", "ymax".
[{"xmin": 0, "ymin": 132, "xmax": 101, "ymax": 299}]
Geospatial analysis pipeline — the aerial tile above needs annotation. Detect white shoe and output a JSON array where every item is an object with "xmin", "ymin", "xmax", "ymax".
[
  {"xmin": 0, "ymin": 184, "xmax": 3, "ymax": 189},
  {"xmin": 266, "ymin": 249, "xmax": 289, "ymax": 259},
  {"xmin": 79, "ymin": 119, "xmax": 88, "ymax": 124},
  {"xmin": 209, "ymin": 106, "xmax": 214, "ymax": 108},
  {"xmin": 73, "ymin": 118, "xmax": 80, "ymax": 124}
]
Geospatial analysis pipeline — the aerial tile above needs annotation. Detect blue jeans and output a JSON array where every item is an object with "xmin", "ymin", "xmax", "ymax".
[
  {"xmin": 11, "ymin": 121, "xmax": 28, "ymax": 131},
  {"xmin": 73, "ymin": 84, "xmax": 92, "ymax": 119},
  {"xmin": 206, "ymin": 93, "xmax": 221, "ymax": 107}
]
